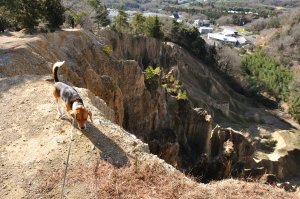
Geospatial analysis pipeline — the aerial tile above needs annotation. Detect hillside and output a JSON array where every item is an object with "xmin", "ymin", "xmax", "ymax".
[
  {"xmin": 0, "ymin": 69, "xmax": 296, "ymax": 199},
  {"xmin": 0, "ymin": 30, "xmax": 299, "ymax": 198}
]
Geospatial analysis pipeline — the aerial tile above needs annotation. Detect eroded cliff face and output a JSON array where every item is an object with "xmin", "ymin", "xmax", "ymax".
[
  {"xmin": 1, "ymin": 30, "xmax": 298, "ymax": 183},
  {"xmin": 97, "ymin": 30, "xmax": 300, "ymax": 182},
  {"xmin": 99, "ymin": 30, "xmax": 295, "ymax": 131},
  {"xmin": 0, "ymin": 30, "xmax": 212, "ymax": 173},
  {"xmin": 208, "ymin": 126, "xmax": 255, "ymax": 179}
]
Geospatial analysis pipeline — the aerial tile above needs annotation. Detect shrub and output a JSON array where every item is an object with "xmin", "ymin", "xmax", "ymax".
[
  {"xmin": 144, "ymin": 66, "xmax": 160, "ymax": 91},
  {"xmin": 267, "ymin": 17, "xmax": 281, "ymax": 29},
  {"xmin": 67, "ymin": 12, "xmax": 87, "ymax": 27},
  {"xmin": 162, "ymin": 72, "xmax": 188, "ymax": 101},
  {"xmin": 241, "ymin": 48, "xmax": 293, "ymax": 100},
  {"xmin": 288, "ymin": 78, "xmax": 300, "ymax": 122},
  {"xmin": 288, "ymin": 96, "xmax": 300, "ymax": 123},
  {"xmin": 176, "ymin": 89, "xmax": 188, "ymax": 101},
  {"xmin": 217, "ymin": 46, "xmax": 242, "ymax": 74},
  {"xmin": 244, "ymin": 18, "xmax": 268, "ymax": 33},
  {"xmin": 102, "ymin": 44, "xmax": 113, "ymax": 56}
]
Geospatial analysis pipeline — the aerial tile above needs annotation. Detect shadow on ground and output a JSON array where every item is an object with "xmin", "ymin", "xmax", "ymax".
[{"xmin": 82, "ymin": 121, "xmax": 129, "ymax": 168}]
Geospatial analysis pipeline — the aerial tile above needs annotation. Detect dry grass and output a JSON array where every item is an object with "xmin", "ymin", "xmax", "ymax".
[
  {"xmin": 38, "ymin": 159, "xmax": 297, "ymax": 199},
  {"xmin": 69, "ymin": 159, "xmax": 208, "ymax": 199},
  {"xmin": 208, "ymin": 179, "xmax": 297, "ymax": 199}
]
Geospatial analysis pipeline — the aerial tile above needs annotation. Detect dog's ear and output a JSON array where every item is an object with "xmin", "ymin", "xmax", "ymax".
[
  {"xmin": 88, "ymin": 110, "xmax": 93, "ymax": 123},
  {"xmin": 70, "ymin": 110, "xmax": 76, "ymax": 118}
]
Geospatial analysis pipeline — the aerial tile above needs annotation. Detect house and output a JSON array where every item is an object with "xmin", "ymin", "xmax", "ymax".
[
  {"xmin": 199, "ymin": 27, "xmax": 213, "ymax": 34},
  {"xmin": 222, "ymin": 28, "xmax": 238, "ymax": 37},
  {"xmin": 208, "ymin": 33, "xmax": 237, "ymax": 45},
  {"xmin": 207, "ymin": 27, "xmax": 248, "ymax": 46},
  {"xmin": 194, "ymin": 19, "xmax": 210, "ymax": 27},
  {"xmin": 199, "ymin": 20, "xmax": 210, "ymax": 27},
  {"xmin": 237, "ymin": 36, "xmax": 248, "ymax": 46},
  {"xmin": 178, "ymin": 0, "xmax": 189, "ymax": 4},
  {"xmin": 193, "ymin": 19, "xmax": 200, "ymax": 27}
]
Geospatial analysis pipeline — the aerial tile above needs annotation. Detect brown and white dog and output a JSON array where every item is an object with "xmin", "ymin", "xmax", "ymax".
[{"xmin": 52, "ymin": 61, "xmax": 92, "ymax": 130}]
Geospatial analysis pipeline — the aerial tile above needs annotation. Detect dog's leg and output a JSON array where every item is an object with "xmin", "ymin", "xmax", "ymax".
[
  {"xmin": 56, "ymin": 102, "xmax": 64, "ymax": 118},
  {"xmin": 66, "ymin": 100, "xmax": 76, "ymax": 122},
  {"xmin": 53, "ymin": 87, "xmax": 64, "ymax": 119}
]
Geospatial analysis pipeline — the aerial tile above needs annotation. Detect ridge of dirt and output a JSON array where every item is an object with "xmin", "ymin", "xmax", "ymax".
[
  {"xmin": 0, "ymin": 75, "xmax": 297, "ymax": 198},
  {"xmin": 0, "ymin": 75, "xmax": 159, "ymax": 198}
]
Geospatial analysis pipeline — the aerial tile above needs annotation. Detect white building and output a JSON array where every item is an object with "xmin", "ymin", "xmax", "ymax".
[
  {"xmin": 193, "ymin": 19, "xmax": 210, "ymax": 27},
  {"xmin": 221, "ymin": 28, "xmax": 238, "ymax": 37},
  {"xmin": 199, "ymin": 27, "xmax": 213, "ymax": 34},
  {"xmin": 207, "ymin": 28, "xmax": 248, "ymax": 46},
  {"xmin": 208, "ymin": 33, "xmax": 237, "ymax": 45}
]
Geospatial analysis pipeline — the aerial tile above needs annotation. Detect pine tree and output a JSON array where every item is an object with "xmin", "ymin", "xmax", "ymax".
[
  {"xmin": 87, "ymin": 0, "xmax": 110, "ymax": 28},
  {"xmin": 241, "ymin": 48, "xmax": 293, "ymax": 100},
  {"xmin": 113, "ymin": 10, "xmax": 129, "ymax": 32},
  {"xmin": 130, "ymin": 12, "xmax": 145, "ymax": 35},
  {"xmin": 0, "ymin": 6, "xmax": 9, "ymax": 32},
  {"xmin": 43, "ymin": 0, "xmax": 65, "ymax": 30},
  {"xmin": 152, "ymin": 16, "xmax": 164, "ymax": 39},
  {"xmin": 0, "ymin": 0, "xmax": 64, "ymax": 32},
  {"xmin": 145, "ymin": 16, "xmax": 163, "ymax": 39},
  {"xmin": 14, "ymin": 0, "xmax": 41, "ymax": 31}
]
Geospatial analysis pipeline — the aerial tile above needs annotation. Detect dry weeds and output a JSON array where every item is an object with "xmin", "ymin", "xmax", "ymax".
[{"xmin": 38, "ymin": 158, "xmax": 297, "ymax": 199}]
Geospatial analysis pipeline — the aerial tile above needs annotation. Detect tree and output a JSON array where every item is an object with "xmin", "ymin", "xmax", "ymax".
[
  {"xmin": 113, "ymin": 10, "xmax": 129, "ymax": 32},
  {"xmin": 241, "ymin": 48, "xmax": 293, "ymax": 100},
  {"xmin": 0, "ymin": 0, "xmax": 66, "ymax": 32},
  {"xmin": 170, "ymin": 20, "xmax": 206, "ymax": 58},
  {"xmin": 11, "ymin": 0, "xmax": 42, "ymax": 31},
  {"xmin": 217, "ymin": 46, "xmax": 242, "ymax": 74},
  {"xmin": 43, "ymin": 0, "xmax": 65, "ymax": 30},
  {"xmin": 288, "ymin": 76, "xmax": 300, "ymax": 123},
  {"xmin": 267, "ymin": 17, "xmax": 281, "ymax": 28},
  {"xmin": 67, "ymin": 11, "xmax": 87, "ymax": 28},
  {"xmin": 87, "ymin": 0, "xmax": 110, "ymax": 28},
  {"xmin": 130, "ymin": 12, "xmax": 146, "ymax": 35},
  {"xmin": 289, "ymin": 95, "xmax": 300, "ymax": 123},
  {"xmin": 0, "ymin": 6, "xmax": 10, "ymax": 32},
  {"xmin": 0, "ymin": 0, "xmax": 17, "ymax": 23},
  {"xmin": 145, "ymin": 16, "xmax": 164, "ymax": 39}
]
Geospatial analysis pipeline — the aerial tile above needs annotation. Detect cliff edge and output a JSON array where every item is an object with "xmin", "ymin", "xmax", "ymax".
[{"xmin": 0, "ymin": 30, "xmax": 298, "ymax": 198}]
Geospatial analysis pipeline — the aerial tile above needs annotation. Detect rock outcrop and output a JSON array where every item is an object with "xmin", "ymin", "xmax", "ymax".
[
  {"xmin": 207, "ymin": 126, "xmax": 255, "ymax": 179},
  {"xmin": 254, "ymin": 130, "xmax": 300, "ymax": 180}
]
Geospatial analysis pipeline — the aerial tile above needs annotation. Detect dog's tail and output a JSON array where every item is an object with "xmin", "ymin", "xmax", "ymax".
[{"xmin": 52, "ymin": 61, "xmax": 65, "ymax": 82}]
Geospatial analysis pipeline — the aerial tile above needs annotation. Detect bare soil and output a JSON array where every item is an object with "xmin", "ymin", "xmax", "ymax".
[
  {"xmin": 0, "ymin": 75, "xmax": 143, "ymax": 198},
  {"xmin": 0, "ymin": 30, "xmax": 298, "ymax": 198},
  {"xmin": 0, "ymin": 75, "xmax": 297, "ymax": 199}
]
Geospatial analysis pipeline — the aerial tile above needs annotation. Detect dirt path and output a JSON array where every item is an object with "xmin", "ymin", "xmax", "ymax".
[{"xmin": 0, "ymin": 75, "xmax": 148, "ymax": 198}]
